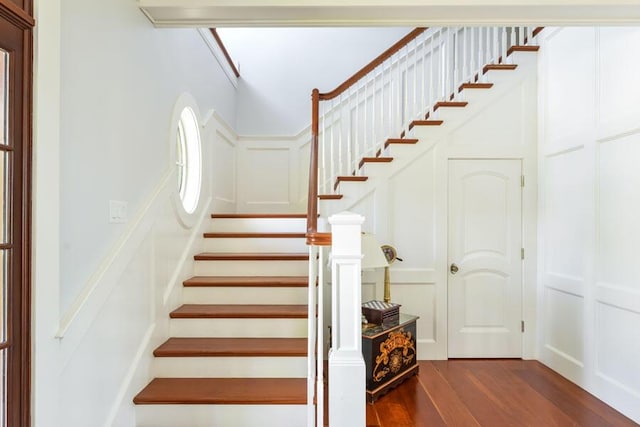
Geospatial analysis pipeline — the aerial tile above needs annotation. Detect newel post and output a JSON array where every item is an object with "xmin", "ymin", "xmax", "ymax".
[{"xmin": 328, "ymin": 212, "xmax": 365, "ymax": 427}]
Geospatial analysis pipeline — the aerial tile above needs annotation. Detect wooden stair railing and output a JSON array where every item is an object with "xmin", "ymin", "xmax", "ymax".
[
  {"xmin": 306, "ymin": 27, "xmax": 543, "ymax": 244},
  {"xmin": 306, "ymin": 28, "xmax": 427, "ymax": 245}
]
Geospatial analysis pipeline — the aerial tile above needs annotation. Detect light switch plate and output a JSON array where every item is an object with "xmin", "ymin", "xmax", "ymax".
[{"xmin": 109, "ymin": 200, "xmax": 128, "ymax": 223}]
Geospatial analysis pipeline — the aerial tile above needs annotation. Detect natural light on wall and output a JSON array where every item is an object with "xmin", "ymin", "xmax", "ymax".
[{"xmin": 176, "ymin": 106, "xmax": 202, "ymax": 214}]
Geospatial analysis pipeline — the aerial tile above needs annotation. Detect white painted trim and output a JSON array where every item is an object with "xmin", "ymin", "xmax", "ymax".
[
  {"xmin": 237, "ymin": 124, "xmax": 311, "ymax": 143},
  {"xmin": 162, "ymin": 196, "xmax": 212, "ymax": 304},
  {"xmin": 204, "ymin": 109, "xmax": 238, "ymax": 143},
  {"xmin": 103, "ymin": 323, "xmax": 155, "ymax": 427},
  {"xmin": 197, "ymin": 28, "xmax": 238, "ymax": 88},
  {"xmin": 595, "ymin": 283, "xmax": 640, "ymax": 315},
  {"xmin": 138, "ymin": 2, "xmax": 640, "ymax": 27},
  {"xmin": 33, "ymin": 0, "xmax": 62, "ymax": 426}
]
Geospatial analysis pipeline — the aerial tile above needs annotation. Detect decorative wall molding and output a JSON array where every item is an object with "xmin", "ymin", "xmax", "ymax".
[
  {"xmin": 197, "ymin": 28, "xmax": 238, "ymax": 88},
  {"xmin": 56, "ymin": 168, "xmax": 173, "ymax": 339}
]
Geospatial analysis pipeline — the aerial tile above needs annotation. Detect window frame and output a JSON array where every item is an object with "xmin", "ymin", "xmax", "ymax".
[{"xmin": 170, "ymin": 94, "xmax": 203, "ymax": 228}]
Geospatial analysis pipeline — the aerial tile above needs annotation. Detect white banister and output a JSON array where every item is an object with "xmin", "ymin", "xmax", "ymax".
[
  {"xmin": 316, "ymin": 245, "xmax": 325, "ymax": 427},
  {"xmin": 328, "ymin": 211, "xmax": 366, "ymax": 427},
  {"xmin": 306, "ymin": 245, "xmax": 318, "ymax": 427}
]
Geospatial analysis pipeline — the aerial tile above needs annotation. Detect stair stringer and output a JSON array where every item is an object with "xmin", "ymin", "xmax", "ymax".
[{"xmin": 319, "ymin": 50, "xmax": 539, "ymax": 221}]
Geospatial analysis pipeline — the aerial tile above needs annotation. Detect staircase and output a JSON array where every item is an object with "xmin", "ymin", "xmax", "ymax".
[{"xmin": 134, "ymin": 213, "xmax": 312, "ymax": 427}]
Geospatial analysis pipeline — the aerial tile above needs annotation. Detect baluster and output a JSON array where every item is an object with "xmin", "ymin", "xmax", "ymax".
[
  {"xmin": 461, "ymin": 27, "xmax": 467, "ymax": 84},
  {"xmin": 321, "ymin": 101, "xmax": 326, "ymax": 194},
  {"xmin": 421, "ymin": 34, "xmax": 426, "ymax": 119},
  {"xmin": 478, "ymin": 27, "xmax": 484, "ymax": 80},
  {"xmin": 403, "ymin": 44, "xmax": 408, "ymax": 132},
  {"xmin": 501, "ymin": 27, "xmax": 507, "ymax": 64},
  {"xmin": 306, "ymin": 244, "xmax": 318, "ymax": 427},
  {"xmin": 379, "ymin": 63, "xmax": 385, "ymax": 153},
  {"xmin": 352, "ymin": 84, "xmax": 357, "ymax": 176},
  {"xmin": 412, "ymin": 38, "xmax": 418, "ymax": 121},
  {"xmin": 453, "ymin": 28, "xmax": 459, "ymax": 93},
  {"xmin": 485, "ymin": 26, "xmax": 490, "ymax": 65},
  {"xmin": 315, "ymin": 246, "xmax": 325, "ymax": 427},
  {"xmin": 388, "ymin": 58, "xmax": 394, "ymax": 146},
  {"xmin": 380, "ymin": 63, "xmax": 385, "ymax": 155},
  {"xmin": 471, "ymin": 27, "xmax": 476, "ymax": 80},
  {"xmin": 442, "ymin": 28, "xmax": 447, "ymax": 101},
  {"xmin": 493, "ymin": 27, "xmax": 498, "ymax": 63},
  {"xmin": 396, "ymin": 51, "xmax": 401, "ymax": 135},
  {"xmin": 447, "ymin": 27, "xmax": 452, "ymax": 99},
  {"xmin": 429, "ymin": 30, "xmax": 435, "ymax": 118},
  {"xmin": 330, "ymin": 99, "xmax": 336, "ymax": 190},
  {"xmin": 372, "ymin": 67, "xmax": 377, "ymax": 159},
  {"xmin": 342, "ymin": 91, "xmax": 348, "ymax": 178},
  {"xmin": 518, "ymin": 26, "xmax": 523, "ymax": 46},
  {"xmin": 361, "ymin": 79, "xmax": 366, "ymax": 168}
]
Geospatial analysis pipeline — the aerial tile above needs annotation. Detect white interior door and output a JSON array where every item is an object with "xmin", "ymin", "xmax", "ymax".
[{"xmin": 448, "ymin": 159, "xmax": 523, "ymax": 358}]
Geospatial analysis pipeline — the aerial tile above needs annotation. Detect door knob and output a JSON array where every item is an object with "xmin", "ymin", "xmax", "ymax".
[{"xmin": 450, "ymin": 263, "xmax": 459, "ymax": 274}]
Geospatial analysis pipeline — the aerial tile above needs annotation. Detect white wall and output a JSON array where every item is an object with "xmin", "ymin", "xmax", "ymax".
[
  {"xmin": 59, "ymin": 0, "xmax": 237, "ymax": 314},
  {"xmin": 34, "ymin": 0, "xmax": 238, "ymax": 426},
  {"xmin": 217, "ymin": 27, "xmax": 410, "ymax": 135},
  {"xmin": 538, "ymin": 27, "xmax": 640, "ymax": 423}
]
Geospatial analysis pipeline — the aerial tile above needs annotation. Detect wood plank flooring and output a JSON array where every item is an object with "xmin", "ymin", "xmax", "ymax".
[{"xmin": 363, "ymin": 360, "xmax": 638, "ymax": 427}]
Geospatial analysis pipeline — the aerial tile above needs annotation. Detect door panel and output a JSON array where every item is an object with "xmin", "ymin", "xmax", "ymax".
[{"xmin": 448, "ymin": 159, "xmax": 522, "ymax": 358}]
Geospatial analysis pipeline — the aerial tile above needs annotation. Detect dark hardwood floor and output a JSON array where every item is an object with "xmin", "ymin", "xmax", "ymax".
[{"xmin": 363, "ymin": 360, "xmax": 638, "ymax": 427}]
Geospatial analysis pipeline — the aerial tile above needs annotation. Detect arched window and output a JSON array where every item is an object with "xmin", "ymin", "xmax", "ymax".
[{"xmin": 175, "ymin": 106, "xmax": 202, "ymax": 214}]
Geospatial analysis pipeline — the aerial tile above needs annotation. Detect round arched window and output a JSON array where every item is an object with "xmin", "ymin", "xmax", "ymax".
[{"xmin": 176, "ymin": 107, "xmax": 202, "ymax": 213}]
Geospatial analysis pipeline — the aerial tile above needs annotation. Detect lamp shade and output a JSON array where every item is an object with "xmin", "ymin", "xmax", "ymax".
[{"xmin": 361, "ymin": 232, "xmax": 389, "ymax": 270}]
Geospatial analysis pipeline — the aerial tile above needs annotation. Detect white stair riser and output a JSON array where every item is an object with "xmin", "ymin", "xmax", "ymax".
[
  {"xmin": 169, "ymin": 318, "xmax": 308, "ymax": 338},
  {"xmin": 203, "ymin": 237, "xmax": 307, "ymax": 253},
  {"xmin": 361, "ymin": 162, "xmax": 393, "ymax": 178},
  {"xmin": 153, "ymin": 356, "xmax": 307, "ymax": 378},
  {"xmin": 136, "ymin": 404, "xmax": 308, "ymax": 427},
  {"xmin": 457, "ymin": 89, "xmax": 491, "ymax": 105},
  {"xmin": 194, "ymin": 260, "xmax": 309, "ymax": 276},
  {"xmin": 209, "ymin": 218, "xmax": 306, "ymax": 233},
  {"xmin": 182, "ymin": 287, "xmax": 308, "ymax": 305}
]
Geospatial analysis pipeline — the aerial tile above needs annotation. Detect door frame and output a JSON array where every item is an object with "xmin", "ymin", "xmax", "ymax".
[
  {"xmin": 438, "ymin": 153, "xmax": 538, "ymax": 361},
  {"xmin": 0, "ymin": 0, "xmax": 33, "ymax": 425},
  {"xmin": 446, "ymin": 158, "xmax": 524, "ymax": 358}
]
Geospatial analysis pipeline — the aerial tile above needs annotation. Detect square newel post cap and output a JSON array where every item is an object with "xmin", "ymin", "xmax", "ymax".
[{"xmin": 329, "ymin": 212, "xmax": 365, "ymax": 256}]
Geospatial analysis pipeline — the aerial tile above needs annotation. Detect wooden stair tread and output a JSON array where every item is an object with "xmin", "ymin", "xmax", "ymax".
[
  {"xmin": 335, "ymin": 176, "xmax": 368, "ymax": 182},
  {"xmin": 434, "ymin": 101, "xmax": 468, "ymax": 110},
  {"xmin": 184, "ymin": 276, "xmax": 309, "ymax": 287},
  {"xmin": 387, "ymin": 138, "xmax": 419, "ymax": 144},
  {"xmin": 483, "ymin": 63, "xmax": 518, "ymax": 73},
  {"xmin": 508, "ymin": 45, "xmax": 540, "ymax": 55},
  {"xmin": 211, "ymin": 213, "xmax": 306, "ymax": 219},
  {"xmin": 170, "ymin": 304, "xmax": 308, "ymax": 319},
  {"xmin": 194, "ymin": 252, "xmax": 309, "ymax": 261},
  {"xmin": 318, "ymin": 194, "xmax": 343, "ymax": 200},
  {"xmin": 359, "ymin": 157, "xmax": 393, "ymax": 169},
  {"xmin": 203, "ymin": 232, "xmax": 306, "ymax": 238},
  {"xmin": 459, "ymin": 82, "xmax": 494, "ymax": 91},
  {"xmin": 154, "ymin": 337, "xmax": 307, "ymax": 357},
  {"xmin": 334, "ymin": 176, "xmax": 368, "ymax": 191},
  {"xmin": 133, "ymin": 378, "xmax": 306, "ymax": 405},
  {"xmin": 408, "ymin": 120, "xmax": 444, "ymax": 131}
]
